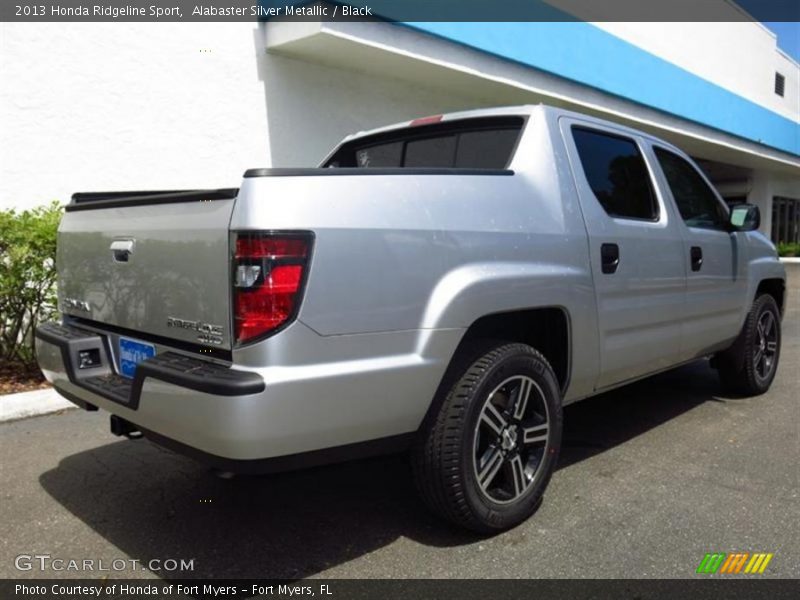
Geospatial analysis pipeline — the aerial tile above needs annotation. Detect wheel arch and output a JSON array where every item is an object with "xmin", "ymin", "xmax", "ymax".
[
  {"xmin": 458, "ymin": 307, "xmax": 571, "ymax": 394},
  {"xmin": 422, "ymin": 306, "xmax": 572, "ymax": 427},
  {"xmin": 756, "ymin": 278, "xmax": 786, "ymax": 317}
]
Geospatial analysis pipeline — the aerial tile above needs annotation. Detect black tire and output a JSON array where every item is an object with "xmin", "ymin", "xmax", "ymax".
[
  {"xmin": 717, "ymin": 294, "xmax": 782, "ymax": 396},
  {"xmin": 412, "ymin": 342, "xmax": 562, "ymax": 533}
]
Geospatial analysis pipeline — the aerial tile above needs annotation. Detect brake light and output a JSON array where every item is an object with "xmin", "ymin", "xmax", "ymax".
[
  {"xmin": 233, "ymin": 232, "xmax": 313, "ymax": 344},
  {"xmin": 410, "ymin": 114, "xmax": 443, "ymax": 127}
]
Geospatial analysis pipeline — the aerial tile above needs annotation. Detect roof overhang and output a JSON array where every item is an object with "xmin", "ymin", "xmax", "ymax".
[{"xmin": 264, "ymin": 19, "xmax": 800, "ymax": 175}]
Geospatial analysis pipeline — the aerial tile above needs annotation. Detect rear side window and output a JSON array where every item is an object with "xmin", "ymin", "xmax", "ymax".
[
  {"xmin": 654, "ymin": 147, "xmax": 728, "ymax": 230},
  {"xmin": 572, "ymin": 127, "xmax": 658, "ymax": 221},
  {"xmin": 325, "ymin": 117, "xmax": 523, "ymax": 169}
]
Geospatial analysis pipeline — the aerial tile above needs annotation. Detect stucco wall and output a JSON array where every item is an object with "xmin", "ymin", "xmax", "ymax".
[
  {"xmin": 595, "ymin": 21, "xmax": 799, "ymax": 123},
  {"xmin": 2, "ymin": 20, "xmax": 797, "ymax": 221},
  {"xmin": 0, "ymin": 22, "xmax": 498, "ymax": 211},
  {"xmin": 0, "ymin": 22, "xmax": 270, "ymax": 211},
  {"xmin": 258, "ymin": 49, "xmax": 489, "ymax": 168}
]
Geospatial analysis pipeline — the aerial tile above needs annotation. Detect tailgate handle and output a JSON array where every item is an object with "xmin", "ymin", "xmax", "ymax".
[{"xmin": 110, "ymin": 239, "xmax": 135, "ymax": 262}]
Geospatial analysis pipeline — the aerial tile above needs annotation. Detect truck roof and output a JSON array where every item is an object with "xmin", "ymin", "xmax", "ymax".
[
  {"xmin": 340, "ymin": 105, "xmax": 540, "ymax": 143},
  {"xmin": 341, "ymin": 103, "xmax": 677, "ymax": 155}
]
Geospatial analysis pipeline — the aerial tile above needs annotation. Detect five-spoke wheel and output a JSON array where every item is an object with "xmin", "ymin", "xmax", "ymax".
[
  {"xmin": 473, "ymin": 375, "xmax": 550, "ymax": 504},
  {"xmin": 753, "ymin": 310, "xmax": 778, "ymax": 380},
  {"xmin": 413, "ymin": 342, "xmax": 562, "ymax": 533}
]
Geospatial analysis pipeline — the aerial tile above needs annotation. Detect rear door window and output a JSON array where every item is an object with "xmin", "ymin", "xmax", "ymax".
[
  {"xmin": 325, "ymin": 117, "xmax": 523, "ymax": 169},
  {"xmin": 571, "ymin": 126, "xmax": 659, "ymax": 221}
]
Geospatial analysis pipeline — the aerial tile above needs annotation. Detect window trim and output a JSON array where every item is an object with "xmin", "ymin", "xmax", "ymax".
[
  {"xmin": 651, "ymin": 144, "xmax": 731, "ymax": 232},
  {"xmin": 570, "ymin": 125, "xmax": 661, "ymax": 223}
]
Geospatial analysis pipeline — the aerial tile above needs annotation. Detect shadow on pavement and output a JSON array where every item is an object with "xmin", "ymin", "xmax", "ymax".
[{"xmin": 40, "ymin": 359, "xmax": 731, "ymax": 579}]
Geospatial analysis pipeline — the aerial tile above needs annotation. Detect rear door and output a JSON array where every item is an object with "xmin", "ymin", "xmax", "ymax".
[
  {"xmin": 649, "ymin": 146, "xmax": 748, "ymax": 358},
  {"xmin": 57, "ymin": 190, "xmax": 237, "ymax": 350},
  {"xmin": 561, "ymin": 119, "xmax": 687, "ymax": 389}
]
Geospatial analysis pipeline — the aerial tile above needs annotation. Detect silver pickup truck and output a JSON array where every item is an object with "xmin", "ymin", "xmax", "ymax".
[{"xmin": 36, "ymin": 105, "xmax": 785, "ymax": 532}]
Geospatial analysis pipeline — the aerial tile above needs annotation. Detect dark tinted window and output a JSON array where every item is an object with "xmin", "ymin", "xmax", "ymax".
[
  {"xmin": 325, "ymin": 117, "xmax": 522, "ymax": 169},
  {"xmin": 572, "ymin": 127, "xmax": 658, "ymax": 220},
  {"xmin": 355, "ymin": 142, "xmax": 402, "ymax": 168},
  {"xmin": 654, "ymin": 148, "xmax": 728, "ymax": 229},
  {"xmin": 405, "ymin": 135, "xmax": 457, "ymax": 167},
  {"xmin": 455, "ymin": 129, "xmax": 521, "ymax": 168}
]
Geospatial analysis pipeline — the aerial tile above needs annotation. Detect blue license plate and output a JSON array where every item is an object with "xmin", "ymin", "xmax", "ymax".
[{"xmin": 119, "ymin": 337, "xmax": 156, "ymax": 379}]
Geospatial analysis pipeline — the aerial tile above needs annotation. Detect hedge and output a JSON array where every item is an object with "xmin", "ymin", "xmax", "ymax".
[{"xmin": 0, "ymin": 202, "xmax": 62, "ymax": 368}]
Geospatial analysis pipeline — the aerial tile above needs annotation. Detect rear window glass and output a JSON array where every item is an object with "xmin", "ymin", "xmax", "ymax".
[
  {"xmin": 355, "ymin": 142, "xmax": 402, "ymax": 168},
  {"xmin": 325, "ymin": 117, "xmax": 523, "ymax": 169}
]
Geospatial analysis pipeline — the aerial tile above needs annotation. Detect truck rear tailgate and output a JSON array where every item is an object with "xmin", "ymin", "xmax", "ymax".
[{"xmin": 58, "ymin": 189, "xmax": 238, "ymax": 350}]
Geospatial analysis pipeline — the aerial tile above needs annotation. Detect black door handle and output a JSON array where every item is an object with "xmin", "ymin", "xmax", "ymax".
[
  {"xmin": 601, "ymin": 243, "xmax": 620, "ymax": 274},
  {"xmin": 690, "ymin": 246, "xmax": 703, "ymax": 272}
]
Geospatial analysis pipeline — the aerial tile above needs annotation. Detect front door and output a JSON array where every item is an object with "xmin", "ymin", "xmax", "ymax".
[{"xmin": 649, "ymin": 146, "xmax": 747, "ymax": 358}]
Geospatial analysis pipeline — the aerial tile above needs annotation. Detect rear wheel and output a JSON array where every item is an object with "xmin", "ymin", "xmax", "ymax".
[
  {"xmin": 412, "ymin": 342, "xmax": 562, "ymax": 533},
  {"xmin": 717, "ymin": 294, "xmax": 781, "ymax": 396}
]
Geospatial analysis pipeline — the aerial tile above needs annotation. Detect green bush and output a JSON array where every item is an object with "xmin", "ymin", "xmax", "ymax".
[
  {"xmin": 777, "ymin": 242, "xmax": 799, "ymax": 257},
  {"xmin": 0, "ymin": 202, "xmax": 62, "ymax": 368}
]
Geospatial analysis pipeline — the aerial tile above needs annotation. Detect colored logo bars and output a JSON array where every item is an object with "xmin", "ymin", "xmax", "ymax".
[{"xmin": 696, "ymin": 552, "xmax": 774, "ymax": 574}]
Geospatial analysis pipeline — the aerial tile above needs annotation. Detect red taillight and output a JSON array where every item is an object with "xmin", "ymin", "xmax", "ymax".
[{"xmin": 233, "ymin": 232, "xmax": 312, "ymax": 344}]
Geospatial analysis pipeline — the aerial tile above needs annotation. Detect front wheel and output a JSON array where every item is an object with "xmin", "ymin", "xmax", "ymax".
[
  {"xmin": 412, "ymin": 342, "xmax": 562, "ymax": 533},
  {"xmin": 717, "ymin": 294, "xmax": 782, "ymax": 396}
]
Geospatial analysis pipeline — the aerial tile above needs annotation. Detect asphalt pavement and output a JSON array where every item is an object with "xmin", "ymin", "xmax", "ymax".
[{"xmin": 2, "ymin": 268, "xmax": 798, "ymax": 580}]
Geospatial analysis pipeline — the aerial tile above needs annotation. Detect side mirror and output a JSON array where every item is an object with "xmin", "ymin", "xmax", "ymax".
[{"xmin": 729, "ymin": 204, "xmax": 760, "ymax": 232}]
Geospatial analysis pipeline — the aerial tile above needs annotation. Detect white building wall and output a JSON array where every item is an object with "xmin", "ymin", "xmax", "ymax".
[
  {"xmin": 1, "ymin": 18, "xmax": 797, "ymax": 229},
  {"xmin": 594, "ymin": 21, "xmax": 799, "ymax": 122},
  {"xmin": 259, "ymin": 52, "xmax": 489, "ymax": 168},
  {"xmin": 0, "ymin": 23, "xmax": 270, "ymax": 211}
]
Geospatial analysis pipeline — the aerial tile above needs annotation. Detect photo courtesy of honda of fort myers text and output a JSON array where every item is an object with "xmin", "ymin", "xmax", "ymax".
[{"xmin": 0, "ymin": 1, "xmax": 799, "ymax": 599}]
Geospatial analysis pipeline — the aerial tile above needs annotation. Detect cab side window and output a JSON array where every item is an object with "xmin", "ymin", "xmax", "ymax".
[
  {"xmin": 654, "ymin": 147, "xmax": 728, "ymax": 230},
  {"xmin": 572, "ymin": 127, "xmax": 659, "ymax": 221}
]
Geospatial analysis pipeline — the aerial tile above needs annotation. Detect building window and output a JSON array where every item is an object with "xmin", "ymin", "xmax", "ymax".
[
  {"xmin": 571, "ymin": 127, "xmax": 659, "ymax": 220},
  {"xmin": 771, "ymin": 196, "xmax": 799, "ymax": 244},
  {"xmin": 775, "ymin": 72, "xmax": 785, "ymax": 97}
]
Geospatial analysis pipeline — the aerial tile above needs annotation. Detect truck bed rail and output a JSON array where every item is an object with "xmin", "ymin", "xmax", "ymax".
[{"xmin": 67, "ymin": 188, "xmax": 239, "ymax": 212}]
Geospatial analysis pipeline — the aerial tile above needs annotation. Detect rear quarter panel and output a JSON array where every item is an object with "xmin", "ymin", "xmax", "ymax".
[{"xmin": 231, "ymin": 112, "xmax": 599, "ymax": 402}]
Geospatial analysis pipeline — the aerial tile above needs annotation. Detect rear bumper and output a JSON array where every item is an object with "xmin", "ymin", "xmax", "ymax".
[
  {"xmin": 35, "ymin": 320, "xmax": 456, "ymax": 468},
  {"xmin": 36, "ymin": 322, "xmax": 264, "ymax": 409},
  {"xmin": 35, "ymin": 321, "xmax": 279, "ymax": 466}
]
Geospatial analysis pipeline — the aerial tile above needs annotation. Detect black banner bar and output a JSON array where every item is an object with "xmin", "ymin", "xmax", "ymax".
[
  {"xmin": 3, "ymin": 579, "xmax": 800, "ymax": 600},
  {"xmin": 2, "ymin": 0, "xmax": 799, "ymax": 23}
]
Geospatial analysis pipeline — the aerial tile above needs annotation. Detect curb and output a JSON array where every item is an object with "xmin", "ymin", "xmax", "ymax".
[
  {"xmin": 779, "ymin": 257, "xmax": 800, "ymax": 264},
  {"xmin": 0, "ymin": 387, "xmax": 75, "ymax": 422}
]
